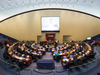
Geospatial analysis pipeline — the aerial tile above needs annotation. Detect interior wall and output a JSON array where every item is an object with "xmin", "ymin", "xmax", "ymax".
[{"xmin": 0, "ymin": 10, "xmax": 100, "ymax": 43}]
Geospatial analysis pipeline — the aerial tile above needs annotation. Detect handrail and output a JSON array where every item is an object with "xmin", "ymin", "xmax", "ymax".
[
  {"xmin": 70, "ymin": 51, "xmax": 100, "ymax": 69},
  {"xmin": 0, "ymin": 57, "xmax": 19, "ymax": 67}
]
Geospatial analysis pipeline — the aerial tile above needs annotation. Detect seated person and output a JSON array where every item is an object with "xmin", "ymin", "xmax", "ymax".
[
  {"xmin": 47, "ymin": 39, "xmax": 53, "ymax": 45},
  {"xmin": 55, "ymin": 51, "xmax": 59, "ymax": 58},
  {"xmin": 0, "ymin": 40, "xmax": 3, "ymax": 48}
]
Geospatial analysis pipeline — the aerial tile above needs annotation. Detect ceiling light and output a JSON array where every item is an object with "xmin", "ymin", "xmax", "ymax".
[
  {"xmin": 16, "ymin": 3, "xmax": 17, "ymax": 6},
  {"xmin": 76, "ymin": 0, "xmax": 78, "ymax": 3},
  {"xmin": 1, "ymin": 6, "xmax": 4, "ymax": 9},
  {"xmin": 56, "ymin": 0, "xmax": 57, "ymax": 3},
  {"xmin": 91, "ymin": 1, "xmax": 93, "ymax": 5},
  {"xmin": 8, "ymin": 0, "xmax": 11, "ymax": 2},
  {"xmin": 69, "ymin": 0, "xmax": 71, "ymax": 3},
  {"xmin": 63, "ymin": 0, "xmax": 64, "ymax": 3},
  {"xmin": 22, "ymin": 2, "xmax": 24, "ymax": 5},
  {"xmin": 9, "ymin": 4, "xmax": 10, "ymax": 7},
  {"xmin": 84, "ymin": 0, "xmax": 86, "ymax": 4},
  {"xmin": 36, "ymin": 0, "xmax": 37, "ymax": 3}
]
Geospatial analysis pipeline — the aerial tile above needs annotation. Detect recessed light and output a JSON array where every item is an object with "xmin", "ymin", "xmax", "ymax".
[
  {"xmin": 91, "ymin": 1, "xmax": 93, "ymax": 5},
  {"xmin": 1, "ymin": 6, "xmax": 4, "ymax": 9},
  {"xmin": 69, "ymin": 0, "xmax": 71, "ymax": 3},
  {"xmin": 9, "ymin": 4, "xmax": 10, "ymax": 7},
  {"xmin": 77, "ymin": 0, "xmax": 78, "ymax": 3},
  {"xmin": 84, "ymin": 0, "xmax": 86, "ymax": 4},
  {"xmin": 23, "ymin": 2, "xmax": 24, "ymax": 5},
  {"xmin": 8, "ymin": 0, "xmax": 11, "ymax": 2},
  {"xmin": 16, "ymin": 3, "xmax": 17, "ymax": 6}
]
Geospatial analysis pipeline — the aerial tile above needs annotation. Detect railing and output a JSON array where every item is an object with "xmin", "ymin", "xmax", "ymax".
[
  {"xmin": 0, "ymin": 45, "xmax": 100, "ymax": 75},
  {"xmin": 0, "ymin": 57, "xmax": 20, "ymax": 75}
]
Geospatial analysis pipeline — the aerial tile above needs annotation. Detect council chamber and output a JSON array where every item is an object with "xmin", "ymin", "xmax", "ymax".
[{"xmin": 0, "ymin": 0, "xmax": 100, "ymax": 75}]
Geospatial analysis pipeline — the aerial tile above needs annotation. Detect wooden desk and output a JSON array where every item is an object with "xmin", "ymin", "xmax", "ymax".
[{"xmin": 8, "ymin": 43, "xmax": 32, "ymax": 67}]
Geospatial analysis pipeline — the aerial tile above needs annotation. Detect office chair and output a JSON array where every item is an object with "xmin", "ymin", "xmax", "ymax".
[
  {"xmin": 90, "ymin": 52, "xmax": 96, "ymax": 58},
  {"xmin": 56, "ymin": 55, "xmax": 61, "ymax": 62}
]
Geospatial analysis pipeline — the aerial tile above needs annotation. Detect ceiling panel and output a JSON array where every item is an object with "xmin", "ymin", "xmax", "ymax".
[{"xmin": 0, "ymin": 0, "xmax": 100, "ymax": 21}]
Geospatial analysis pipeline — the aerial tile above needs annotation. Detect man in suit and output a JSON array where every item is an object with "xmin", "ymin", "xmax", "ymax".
[
  {"xmin": 73, "ymin": 53, "xmax": 78, "ymax": 65},
  {"xmin": 55, "ymin": 39, "xmax": 58, "ymax": 48},
  {"xmin": 0, "ymin": 40, "xmax": 3, "ymax": 48}
]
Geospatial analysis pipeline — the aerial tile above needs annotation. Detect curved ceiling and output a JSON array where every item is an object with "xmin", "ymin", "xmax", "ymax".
[{"xmin": 0, "ymin": 0, "xmax": 100, "ymax": 21}]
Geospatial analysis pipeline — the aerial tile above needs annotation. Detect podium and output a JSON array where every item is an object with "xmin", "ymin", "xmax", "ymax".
[{"xmin": 46, "ymin": 33, "xmax": 55, "ymax": 41}]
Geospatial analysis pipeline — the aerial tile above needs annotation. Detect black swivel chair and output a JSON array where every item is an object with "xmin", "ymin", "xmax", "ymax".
[{"xmin": 56, "ymin": 55, "xmax": 61, "ymax": 62}]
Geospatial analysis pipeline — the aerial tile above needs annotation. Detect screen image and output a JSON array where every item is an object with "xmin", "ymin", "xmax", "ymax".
[
  {"xmin": 54, "ymin": 51, "xmax": 57, "ymax": 54},
  {"xmin": 34, "ymin": 51, "xmax": 36, "ymax": 53},
  {"xmin": 70, "ymin": 55, "xmax": 72, "ymax": 58},
  {"xmin": 43, "ymin": 48, "xmax": 45, "ymax": 50},
  {"xmin": 60, "ymin": 51, "xmax": 62, "ymax": 53},
  {"xmin": 52, "ymin": 48, "xmax": 55, "ymax": 50},
  {"xmin": 41, "ymin": 17, "xmax": 60, "ymax": 32},
  {"xmin": 27, "ymin": 56, "xmax": 29, "ymax": 59},
  {"xmin": 64, "ymin": 50, "xmax": 66, "ymax": 53},
  {"xmin": 63, "ymin": 56, "xmax": 67, "ymax": 59},
  {"xmin": 38, "ymin": 51, "xmax": 41, "ymax": 54}
]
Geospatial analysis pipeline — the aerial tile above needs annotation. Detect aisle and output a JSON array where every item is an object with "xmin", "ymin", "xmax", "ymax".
[{"xmin": 42, "ymin": 52, "xmax": 53, "ymax": 59}]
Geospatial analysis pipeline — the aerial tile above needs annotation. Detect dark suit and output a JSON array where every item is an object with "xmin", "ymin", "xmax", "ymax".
[{"xmin": 73, "ymin": 55, "xmax": 78, "ymax": 64}]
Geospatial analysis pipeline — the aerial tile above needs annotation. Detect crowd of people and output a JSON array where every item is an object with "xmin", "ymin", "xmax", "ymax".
[{"xmin": 2, "ymin": 39, "xmax": 96, "ymax": 70}]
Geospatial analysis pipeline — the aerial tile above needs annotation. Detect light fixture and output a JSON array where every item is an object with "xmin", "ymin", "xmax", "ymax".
[
  {"xmin": 22, "ymin": 1, "xmax": 24, "ymax": 5},
  {"xmin": 8, "ymin": 0, "xmax": 11, "ymax": 2},
  {"xmin": 84, "ymin": 0, "xmax": 86, "ymax": 4},
  {"xmin": 69, "ymin": 0, "xmax": 71, "ymax": 3},
  {"xmin": 1, "ymin": 5, "xmax": 4, "ymax": 9},
  {"xmin": 36, "ymin": 0, "xmax": 37, "ymax": 3},
  {"xmin": 16, "ymin": 3, "xmax": 17, "ymax": 6},
  {"xmin": 56, "ymin": 0, "xmax": 57, "ymax": 3},
  {"xmin": 91, "ymin": 1, "xmax": 93, "ymax": 5},
  {"xmin": 49, "ymin": 0, "xmax": 50, "ymax": 2},
  {"xmin": 9, "ymin": 4, "xmax": 10, "ymax": 7},
  {"xmin": 76, "ymin": 0, "xmax": 78, "ymax": 3},
  {"xmin": 62, "ymin": 0, "xmax": 64, "ymax": 3}
]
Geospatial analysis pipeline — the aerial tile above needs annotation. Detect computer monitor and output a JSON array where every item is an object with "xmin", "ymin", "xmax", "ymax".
[
  {"xmin": 60, "ymin": 46, "xmax": 62, "ymax": 49},
  {"xmin": 70, "ymin": 55, "xmax": 72, "ymax": 58},
  {"xmin": 38, "ymin": 51, "xmax": 41, "ymax": 54},
  {"xmin": 63, "ymin": 56, "xmax": 67, "ymax": 59},
  {"xmin": 18, "ymin": 53, "xmax": 20, "ymax": 56},
  {"xmin": 30, "ymin": 50, "xmax": 32, "ymax": 52},
  {"xmin": 22, "ymin": 54, "xmax": 24, "ymax": 58},
  {"xmin": 64, "ymin": 50, "xmax": 66, "ymax": 53},
  {"xmin": 54, "ymin": 51, "xmax": 56, "ymax": 54},
  {"xmin": 43, "ymin": 48, "xmax": 45, "ymax": 50},
  {"xmin": 60, "ymin": 51, "xmax": 62, "ymax": 53},
  {"xmin": 79, "ymin": 52, "xmax": 81, "ymax": 55},
  {"xmin": 57, "ymin": 47, "xmax": 59, "ymax": 50},
  {"xmin": 52, "ymin": 48, "xmax": 55, "ymax": 50},
  {"xmin": 68, "ymin": 49, "xmax": 70, "ymax": 51},
  {"xmin": 26, "ymin": 55, "xmax": 29, "ymax": 59},
  {"xmin": 34, "ymin": 51, "xmax": 36, "ymax": 53}
]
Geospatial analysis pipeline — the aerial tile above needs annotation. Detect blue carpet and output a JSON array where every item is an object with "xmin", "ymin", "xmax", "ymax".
[{"xmin": 0, "ymin": 45, "xmax": 100, "ymax": 75}]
